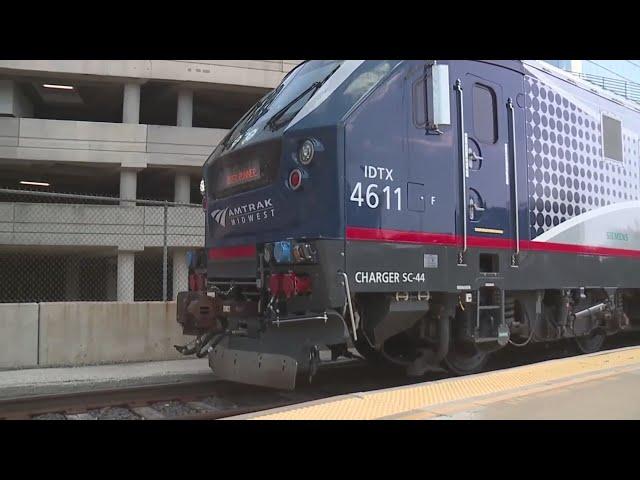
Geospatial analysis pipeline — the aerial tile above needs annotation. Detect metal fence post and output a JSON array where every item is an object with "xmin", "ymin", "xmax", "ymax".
[{"xmin": 163, "ymin": 200, "xmax": 168, "ymax": 302}]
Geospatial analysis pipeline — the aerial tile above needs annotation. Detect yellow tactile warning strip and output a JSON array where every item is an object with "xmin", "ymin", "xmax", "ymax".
[{"xmin": 240, "ymin": 346, "xmax": 640, "ymax": 420}]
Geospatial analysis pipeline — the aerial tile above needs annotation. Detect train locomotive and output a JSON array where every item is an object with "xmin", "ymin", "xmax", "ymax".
[{"xmin": 175, "ymin": 60, "xmax": 640, "ymax": 389}]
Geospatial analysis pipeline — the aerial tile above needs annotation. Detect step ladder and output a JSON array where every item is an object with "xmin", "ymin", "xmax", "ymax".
[{"xmin": 473, "ymin": 286, "xmax": 509, "ymax": 346}]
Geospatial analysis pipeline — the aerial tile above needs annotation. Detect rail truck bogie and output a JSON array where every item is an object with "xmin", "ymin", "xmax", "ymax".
[{"xmin": 175, "ymin": 60, "xmax": 640, "ymax": 389}]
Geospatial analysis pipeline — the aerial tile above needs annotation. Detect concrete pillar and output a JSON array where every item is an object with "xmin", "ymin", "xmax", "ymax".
[
  {"xmin": 64, "ymin": 256, "xmax": 81, "ymax": 300},
  {"xmin": 106, "ymin": 258, "xmax": 117, "ymax": 301},
  {"xmin": 117, "ymin": 252, "xmax": 135, "ymax": 302},
  {"xmin": 177, "ymin": 89, "xmax": 193, "ymax": 127},
  {"xmin": 123, "ymin": 83, "xmax": 141, "ymax": 124},
  {"xmin": 173, "ymin": 172, "xmax": 192, "ymax": 299},
  {"xmin": 172, "ymin": 248, "xmax": 189, "ymax": 300},
  {"xmin": 119, "ymin": 168, "xmax": 137, "ymax": 205},
  {"xmin": 174, "ymin": 173, "xmax": 191, "ymax": 204},
  {"xmin": 0, "ymin": 80, "xmax": 33, "ymax": 118}
]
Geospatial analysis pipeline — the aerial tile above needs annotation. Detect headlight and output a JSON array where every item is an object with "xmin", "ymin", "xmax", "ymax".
[
  {"xmin": 266, "ymin": 240, "xmax": 318, "ymax": 264},
  {"xmin": 199, "ymin": 179, "xmax": 205, "ymax": 195},
  {"xmin": 299, "ymin": 139, "xmax": 315, "ymax": 165},
  {"xmin": 273, "ymin": 241, "xmax": 293, "ymax": 264},
  {"xmin": 293, "ymin": 244, "xmax": 305, "ymax": 263}
]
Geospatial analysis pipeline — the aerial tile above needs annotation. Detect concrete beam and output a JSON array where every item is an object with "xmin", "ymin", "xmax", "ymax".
[
  {"xmin": 0, "ymin": 202, "xmax": 204, "ymax": 251},
  {"xmin": 0, "ymin": 118, "xmax": 224, "ymax": 169},
  {"xmin": 0, "ymin": 60, "xmax": 297, "ymax": 89}
]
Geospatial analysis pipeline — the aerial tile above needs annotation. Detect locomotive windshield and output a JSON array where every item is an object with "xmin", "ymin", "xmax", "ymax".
[
  {"xmin": 219, "ymin": 60, "xmax": 345, "ymax": 154},
  {"xmin": 204, "ymin": 60, "xmax": 403, "ymax": 200}
]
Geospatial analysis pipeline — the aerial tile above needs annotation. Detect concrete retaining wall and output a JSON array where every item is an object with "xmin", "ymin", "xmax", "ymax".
[
  {"xmin": 0, "ymin": 303, "xmax": 38, "ymax": 368},
  {"xmin": 38, "ymin": 301, "xmax": 191, "ymax": 367},
  {"xmin": 0, "ymin": 301, "xmax": 193, "ymax": 369}
]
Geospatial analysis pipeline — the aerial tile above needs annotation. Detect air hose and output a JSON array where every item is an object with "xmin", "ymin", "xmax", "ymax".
[
  {"xmin": 508, "ymin": 308, "xmax": 535, "ymax": 347},
  {"xmin": 196, "ymin": 332, "xmax": 229, "ymax": 358}
]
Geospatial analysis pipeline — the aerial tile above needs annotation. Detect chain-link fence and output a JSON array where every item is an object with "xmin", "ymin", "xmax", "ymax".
[{"xmin": 0, "ymin": 188, "xmax": 205, "ymax": 303}]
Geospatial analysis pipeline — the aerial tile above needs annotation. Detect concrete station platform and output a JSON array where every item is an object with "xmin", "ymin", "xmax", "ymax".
[
  {"xmin": 0, "ymin": 358, "xmax": 213, "ymax": 399},
  {"xmin": 234, "ymin": 345, "xmax": 640, "ymax": 420}
]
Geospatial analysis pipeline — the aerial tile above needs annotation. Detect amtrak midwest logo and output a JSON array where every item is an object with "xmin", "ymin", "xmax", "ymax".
[{"xmin": 211, "ymin": 198, "xmax": 275, "ymax": 227}]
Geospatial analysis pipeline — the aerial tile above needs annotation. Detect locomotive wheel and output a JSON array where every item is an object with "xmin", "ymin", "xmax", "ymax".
[
  {"xmin": 353, "ymin": 294, "xmax": 412, "ymax": 370},
  {"xmin": 574, "ymin": 330, "xmax": 606, "ymax": 354},
  {"xmin": 353, "ymin": 327, "xmax": 417, "ymax": 370},
  {"xmin": 353, "ymin": 331, "xmax": 384, "ymax": 362},
  {"xmin": 573, "ymin": 290, "xmax": 608, "ymax": 355},
  {"xmin": 353, "ymin": 333, "xmax": 400, "ymax": 368},
  {"xmin": 443, "ymin": 342, "xmax": 488, "ymax": 376}
]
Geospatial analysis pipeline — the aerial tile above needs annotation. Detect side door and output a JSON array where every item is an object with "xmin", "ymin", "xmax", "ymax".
[{"xmin": 452, "ymin": 61, "xmax": 524, "ymax": 264}]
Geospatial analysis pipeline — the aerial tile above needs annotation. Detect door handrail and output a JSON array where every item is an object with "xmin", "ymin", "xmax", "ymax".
[
  {"xmin": 454, "ymin": 79, "xmax": 467, "ymax": 262},
  {"xmin": 506, "ymin": 97, "xmax": 520, "ymax": 265}
]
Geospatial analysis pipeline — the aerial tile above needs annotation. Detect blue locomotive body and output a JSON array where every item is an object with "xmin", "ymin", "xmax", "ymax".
[{"xmin": 175, "ymin": 60, "xmax": 640, "ymax": 389}]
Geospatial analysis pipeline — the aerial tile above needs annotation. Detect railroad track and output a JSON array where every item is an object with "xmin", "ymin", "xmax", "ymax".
[
  {"xmin": 0, "ymin": 359, "xmax": 374, "ymax": 420},
  {"xmin": 3, "ymin": 333, "xmax": 640, "ymax": 420}
]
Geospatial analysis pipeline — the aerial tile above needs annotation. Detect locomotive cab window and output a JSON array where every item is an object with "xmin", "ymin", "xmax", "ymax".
[
  {"xmin": 473, "ymin": 84, "xmax": 498, "ymax": 144},
  {"xmin": 602, "ymin": 113, "xmax": 623, "ymax": 162}
]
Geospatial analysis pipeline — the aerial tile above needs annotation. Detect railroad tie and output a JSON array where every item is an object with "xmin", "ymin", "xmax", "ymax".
[
  {"xmin": 130, "ymin": 406, "xmax": 166, "ymax": 420},
  {"xmin": 185, "ymin": 401, "xmax": 219, "ymax": 412},
  {"xmin": 66, "ymin": 413, "xmax": 96, "ymax": 420}
]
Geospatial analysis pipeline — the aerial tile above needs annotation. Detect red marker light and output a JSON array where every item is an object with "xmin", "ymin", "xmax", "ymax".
[
  {"xmin": 268, "ymin": 272, "xmax": 312, "ymax": 298},
  {"xmin": 288, "ymin": 168, "xmax": 303, "ymax": 191}
]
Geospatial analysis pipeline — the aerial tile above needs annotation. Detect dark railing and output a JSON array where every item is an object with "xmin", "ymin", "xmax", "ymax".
[{"xmin": 570, "ymin": 71, "xmax": 640, "ymax": 105}]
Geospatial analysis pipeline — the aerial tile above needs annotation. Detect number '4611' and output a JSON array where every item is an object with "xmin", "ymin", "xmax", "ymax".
[{"xmin": 350, "ymin": 182, "xmax": 402, "ymax": 210}]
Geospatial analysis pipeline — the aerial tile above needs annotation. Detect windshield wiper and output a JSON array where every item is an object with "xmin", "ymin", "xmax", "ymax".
[
  {"xmin": 266, "ymin": 64, "xmax": 341, "ymax": 131},
  {"xmin": 222, "ymin": 83, "xmax": 285, "ymax": 149},
  {"xmin": 243, "ymin": 83, "xmax": 284, "ymax": 128},
  {"xmin": 266, "ymin": 81, "xmax": 322, "ymax": 131}
]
